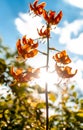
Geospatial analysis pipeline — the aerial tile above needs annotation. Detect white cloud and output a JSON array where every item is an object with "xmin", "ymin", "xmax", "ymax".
[
  {"xmin": 26, "ymin": 54, "xmax": 46, "ymax": 68},
  {"xmin": 75, "ymin": 59, "xmax": 83, "ymax": 71},
  {"xmin": 52, "ymin": 18, "xmax": 83, "ymax": 91},
  {"xmin": 14, "ymin": 11, "xmax": 83, "ymax": 91},
  {"xmin": 53, "ymin": 19, "xmax": 83, "ymax": 55},
  {"xmin": 15, "ymin": 12, "xmax": 44, "ymax": 39},
  {"xmin": 71, "ymin": 59, "xmax": 83, "ymax": 91},
  {"xmin": 64, "ymin": 0, "xmax": 83, "ymax": 9},
  {"xmin": 67, "ymin": 33, "xmax": 83, "ymax": 54},
  {"xmin": 15, "ymin": 11, "xmax": 83, "ymax": 55},
  {"xmin": 80, "ymin": 11, "xmax": 83, "ymax": 16}
]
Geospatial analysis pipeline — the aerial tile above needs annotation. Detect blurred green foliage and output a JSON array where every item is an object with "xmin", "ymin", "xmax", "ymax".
[{"xmin": 0, "ymin": 38, "xmax": 83, "ymax": 130}]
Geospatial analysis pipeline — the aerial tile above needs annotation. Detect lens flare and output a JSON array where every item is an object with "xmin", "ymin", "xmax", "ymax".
[{"xmin": 36, "ymin": 68, "xmax": 58, "ymax": 89}]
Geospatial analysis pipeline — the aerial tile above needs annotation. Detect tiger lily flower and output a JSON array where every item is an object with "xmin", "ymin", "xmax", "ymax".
[
  {"xmin": 30, "ymin": 0, "xmax": 46, "ymax": 15},
  {"xmin": 53, "ymin": 50, "xmax": 71, "ymax": 64},
  {"xmin": 55, "ymin": 63, "xmax": 77, "ymax": 78},
  {"xmin": 43, "ymin": 10, "xmax": 63, "ymax": 25},
  {"xmin": 16, "ymin": 35, "xmax": 38, "ymax": 60},
  {"xmin": 10, "ymin": 66, "xmax": 40, "ymax": 83},
  {"xmin": 37, "ymin": 27, "xmax": 50, "ymax": 38}
]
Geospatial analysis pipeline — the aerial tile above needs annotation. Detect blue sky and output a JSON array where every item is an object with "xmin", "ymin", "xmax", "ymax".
[
  {"xmin": 0, "ymin": 0, "xmax": 83, "ymax": 48},
  {"xmin": 0, "ymin": 0, "xmax": 83, "ymax": 92}
]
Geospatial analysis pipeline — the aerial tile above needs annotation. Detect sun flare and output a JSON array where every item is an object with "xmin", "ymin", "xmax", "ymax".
[{"xmin": 36, "ymin": 68, "xmax": 58, "ymax": 89}]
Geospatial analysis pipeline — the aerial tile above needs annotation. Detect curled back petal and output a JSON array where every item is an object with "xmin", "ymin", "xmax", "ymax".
[
  {"xmin": 37, "ymin": 27, "xmax": 50, "ymax": 38},
  {"xmin": 43, "ymin": 10, "xmax": 49, "ymax": 23},
  {"xmin": 10, "ymin": 66, "xmax": 23, "ymax": 76},
  {"xmin": 10, "ymin": 66, "xmax": 40, "ymax": 83},
  {"xmin": 26, "ymin": 49, "xmax": 38, "ymax": 58},
  {"xmin": 53, "ymin": 50, "xmax": 71, "ymax": 64},
  {"xmin": 55, "ymin": 63, "xmax": 77, "ymax": 78},
  {"xmin": 53, "ymin": 11, "xmax": 63, "ymax": 25},
  {"xmin": 33, "ymin": 0, "xmax": 38, "ymax": 8},
  {"xmin": 29, "ymin": 0, "xmax": 46, "ymax": 15},
  {"xmin": 42, "ymin": 9, "xmax": 63, "ymax": 25},
  {"xmin": 16, "ymin": 36, "xmax": 38, "ymax": 60},
  {"xmin": 49, "ymin": 10, "xmax": 55, "ymax": 19},
  {"xmin": 16, "ymin": 39, "xmax": 23, "ymax": 55},
  {"xmin": 15, "ymin": 68, "xmax": 23, "ymax": 75},
  {"xmin": 37, "ymin": 2, "xmax": 46, "ymax": 9},
  {"xmin": 28, "ymin": 38, "xmax": 34, "ymax": 45},
  {"xmin": 22, "ymin": 35, "xmax": 27, "ymax": 45},
  {"xmin": 10, "ymin": 66, "xmax": 15, "ymax": 77},
  {"xmin": 31, "ymin": 42, "xmax": 38, "ymax": 49}
]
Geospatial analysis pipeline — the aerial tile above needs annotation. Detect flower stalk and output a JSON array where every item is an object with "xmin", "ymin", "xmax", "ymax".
[
  {"xmin": 10, "ymin": 1, "xmax": 77, "ymax": 129},
  {"xmin": 45, "ymin": 24, "xmax": 50, "ymax": 130}
]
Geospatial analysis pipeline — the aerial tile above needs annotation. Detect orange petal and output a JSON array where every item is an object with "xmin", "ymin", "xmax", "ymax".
[
  {"xmin": 49, "ymin": 10, "xmax": 55, "ymax": 19},
  {"xmin": 30, "ymin": 3, "xmax": 34, "ymax": 11},
  {"xmin": 55, "ymin": 64, "xmax": 77, "ymax": 78},
  {"xmin": 33, "ymin": 0, "xmax": 39, "ymax": 8},
  {"xmin": 54, "ymin": 11, "xmax": 63, "ymax": 25},
  {"xmin": 16, "ymin": 68, "xmax": 23, "ymax": 75},
  {"xmin": 53, "ymin": 50, "xmax": 71, "ymax": 64},
  {"xmin": 30, "ymin": 0, "xmax": 46, "ymax": 15},
  {"xmin": 16, "ymin": 39, "xmax": 23, "ymax": 55},
  {"xmin": 22, "ymin": 35, "xmax": 27, "ymax": 45},
  {"xmin": 32, "ymin": 42, "xmax": 38, "ymax": 49},
  {"xmin": 27, "ymin": 49, "xmax": 38, "ymax": 58},
  {"xmin": 42, "ymin": 10, "xmax": 49, "ymax": 22},
  {"xmin": 10, "ymin": 66, "xmax": 15, "ymax": 76},
  {"xmin": 38, "ymin": 2, "xmax": 46, "ymax": 9}
]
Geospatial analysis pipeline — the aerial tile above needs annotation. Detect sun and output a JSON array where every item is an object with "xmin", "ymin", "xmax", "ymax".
[{"xmin": 36, "ymin": 68, "xmax": 58, "ymax": 89}]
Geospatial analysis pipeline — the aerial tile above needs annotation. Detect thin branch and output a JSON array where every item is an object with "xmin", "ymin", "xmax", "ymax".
[
  {"xmin": 38, "ymin": 50, "xmax": 47, "ymax": 56},
  {"xmin": 46, "ymin": 36, "xmax": 50, "ymax": 71},
  {"xmin": 49, "ymin": 47, "xmax": 61, "ymax": 52},
  {"xmin": 45, "ymin": 83, "xmax": 49, "ymax": 130}
]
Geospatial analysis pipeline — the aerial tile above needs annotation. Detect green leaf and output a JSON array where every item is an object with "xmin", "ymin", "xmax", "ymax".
[
  {"xmin": 70, "ymin": 85, "xmax": 75, "ymax": 90},
  {"xmin": 51, "ymin": 127, "xmax": 57, "ymax": 130},
  {"xmin": 0, "ymin": 58, "xmax": 6, "ymax": 74},
  {"xmin": 72, "ymin": 92, "xmax": 77, "ymax": 98},
  {"xmin": 0, "ymin": 114, "xmax": 3, "ymax": 118},
  {"xmin": 77, "ymin": 113, "xmax": 83, "ymax": 117},
  {"xmin": 48, "ymin": 92, "xmax": 56, "ymax": 102}
]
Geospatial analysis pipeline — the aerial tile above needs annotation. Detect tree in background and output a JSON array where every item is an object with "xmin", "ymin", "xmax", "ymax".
[{"xmin": 0, "ymin": 0, "xmax": 83, "ymax": 129}]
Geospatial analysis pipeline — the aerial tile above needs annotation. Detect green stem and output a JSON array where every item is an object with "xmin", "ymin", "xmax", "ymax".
[
  {"xmin": 45, "ymin": 24, "xmax": 50, "ymax": 130},
  {"xmin": 45, "ymin": 82, "xmax": 48, "ymax": 130},
  {"xmin": 46, "ymin": 37, "xmax": 49, "ymax": 71}
]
